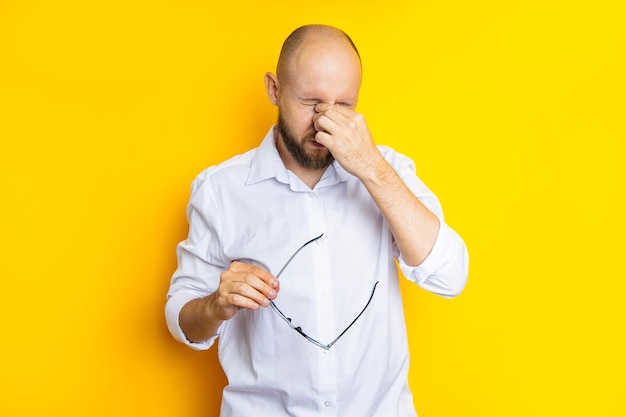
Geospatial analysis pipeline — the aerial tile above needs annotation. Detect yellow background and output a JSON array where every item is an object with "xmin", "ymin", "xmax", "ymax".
[{"xmin": 1, "ymin": 1, "xmax": 624, "ymax": 416}]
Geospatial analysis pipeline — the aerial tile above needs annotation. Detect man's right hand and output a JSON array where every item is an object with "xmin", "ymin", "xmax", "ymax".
[
  {"xmin": 211, "ymin": 261, "xmax": 279, "ymax": 321},
  {"xmin": 179, "ymin": 261, "xmax": 279, "ymax": 343}
]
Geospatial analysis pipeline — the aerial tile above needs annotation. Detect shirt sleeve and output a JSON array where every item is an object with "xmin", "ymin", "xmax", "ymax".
[
  {"xmin": 381, "ymin": 146, "xmax": 469, "ymax": 298},
  {"xmin": 398, "ymin": 222, "xmax": 469, "ymax": 298},
  {"xmin": 164, "ymin": 171, "xmax": 228, "ymax": 350}
]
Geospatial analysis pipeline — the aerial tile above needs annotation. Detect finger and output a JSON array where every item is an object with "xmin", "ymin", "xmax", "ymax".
[
  {"xmin": 314, "ymin": 111, "xmax": 344, "ymax": 136},
  {"xmin": 225, "ymin": 263, "xmax": 280, "ymax": 303},
  {"xmin": 314, "ymin": 103, "xmax": 333, "ymax": 113},
  {"xmin": 229, "ymin": 261, "xmax": 278, "ymax": 288},
  {"xmin": 229, "ymin": 280, "xmax": 273, "ymax": 308},
  {"xmin": 312, "ymin": 107, "xmax": 334, "ymax": 131},
  {"xmin": 313, "ymin": 104, "xmax": 344, "ymax": 129},
  {"xmin": 314, "ymin": 130, "xmax": 333, "ymax": 147},
  {"xmin": 320, "ymin": 110, "xmax": 361, "ymax": 139},
  {"xmin": 315, "ymin": 104, "xmax": 356, "ymax": 122},
  {"xmin": 219, "ymin": 274, "xmax": 274, "ymax": 310},
  {"xmin": 327, "ymin": 105, "xmax": 356, "ymax": 117},
  {"xmin": 227, "ymin": 291, "xmax": 266, "ymax": 310},
  {"xmin": 242, "ymin": 270, "xmax": 279, "ymax": 300}
]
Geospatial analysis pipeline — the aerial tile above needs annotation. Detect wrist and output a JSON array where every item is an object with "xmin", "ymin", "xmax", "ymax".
[
  {"xmin": 359, "ymin": 153, "xmax": 391, "ymax": 185},
  {"xmin": 204, "ymin": 292, "xmax": 228, "ymax": 324}
]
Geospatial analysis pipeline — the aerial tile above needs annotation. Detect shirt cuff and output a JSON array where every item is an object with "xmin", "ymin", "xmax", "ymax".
[
  {"xmin": 165, "ymin": 293, "xmax": 219, "ymax": 351},
  {"xmin": 398, "ymin": 221, "xmax": 468, "ymax": 298}
]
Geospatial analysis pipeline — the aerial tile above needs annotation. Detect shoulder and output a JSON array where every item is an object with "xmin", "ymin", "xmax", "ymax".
[
  {"xmin": 376, "ymin": 145, "xmax": 416, "ymax": 171},
  {"xmin": 191, "ymin": 148, "xmax": 258, "ymax": 194}
]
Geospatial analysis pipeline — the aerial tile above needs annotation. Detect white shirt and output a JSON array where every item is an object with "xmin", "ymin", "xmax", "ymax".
[{"xmin": 166, "ymin": 126, "xmax": 468, "ymax": 417}]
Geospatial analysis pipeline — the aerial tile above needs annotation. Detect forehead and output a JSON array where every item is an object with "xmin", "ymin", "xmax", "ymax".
[{"xmin": 283, "ymin": 40, "xmax": 362, "ymax": 100}]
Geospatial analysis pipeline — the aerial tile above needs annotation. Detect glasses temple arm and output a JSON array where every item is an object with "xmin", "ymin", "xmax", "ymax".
[
  {"xmin": 275, "ymin": 233, "xmax": 323, "ymax": 278},
  {"xmin": 327, "ymin": 281, "xmax": 379, "ymax": 349}
]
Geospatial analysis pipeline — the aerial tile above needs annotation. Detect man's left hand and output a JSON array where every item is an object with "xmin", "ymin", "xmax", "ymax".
[{"xmin": 312, "ymin": 103, "xmax": 384, "ymax": 178}]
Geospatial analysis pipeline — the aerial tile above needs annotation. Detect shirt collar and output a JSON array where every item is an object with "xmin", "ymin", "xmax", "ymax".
[
  {"xmin": 247, "ymin": 125, "xmax": 352, "ymax": 187},
  {"xmin": 246, "ymin": 126, "xmax": 286, "ymax": 185}
]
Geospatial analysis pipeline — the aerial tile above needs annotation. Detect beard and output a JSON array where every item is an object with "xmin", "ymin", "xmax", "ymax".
[{"xmin": 278, "ymin": 113, "xmax": 334, "ymax": 170}]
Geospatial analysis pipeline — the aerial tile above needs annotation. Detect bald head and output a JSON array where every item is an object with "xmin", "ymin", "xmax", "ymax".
[{"xmin": 276, "ymin": 24, "xmax": 361, "ymax": 81}]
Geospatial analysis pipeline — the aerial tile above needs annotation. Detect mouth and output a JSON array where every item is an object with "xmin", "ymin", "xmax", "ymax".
[{"xmin": 310, "ymin": 140, "xmax": 326, "ymax": 149}]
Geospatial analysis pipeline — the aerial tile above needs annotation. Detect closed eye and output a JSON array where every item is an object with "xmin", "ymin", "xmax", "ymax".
[
  {"xmin": 301, "ymin": 99, "xmax": 322, "ymax": 106},
  {"xmin": 299, "ymin": 98, "xmax": 355, "ymax": 108}
]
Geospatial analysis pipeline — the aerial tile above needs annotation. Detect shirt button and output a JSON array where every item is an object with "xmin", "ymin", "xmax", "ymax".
[{"xmin": 324, "ymin": 401, "xmax": 331, "ymax": 407}]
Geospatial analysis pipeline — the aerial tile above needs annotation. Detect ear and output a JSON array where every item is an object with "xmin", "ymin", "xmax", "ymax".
[{"xmin": 264, "ymin": 72, "xmax": 280, "ymax": 106}]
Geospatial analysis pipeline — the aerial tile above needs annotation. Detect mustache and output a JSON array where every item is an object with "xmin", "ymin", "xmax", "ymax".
[{"xmin": 304, "ymin": 129, "xmax": 317, "ymax": 141}]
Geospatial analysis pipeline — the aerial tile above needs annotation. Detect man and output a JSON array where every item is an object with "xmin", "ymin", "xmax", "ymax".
[{"xmin": 166, "ymin": 24, "xmax": 468, "ymax": 416}]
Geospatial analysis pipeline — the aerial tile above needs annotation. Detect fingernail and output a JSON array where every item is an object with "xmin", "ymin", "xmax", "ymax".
[
  {"xmin": 262, "ymin": 298, "xmax": 270, "ymax": 306},
  {"xmin": 268, "ymin": 289, "xmax": 276, "ymax": 298}
]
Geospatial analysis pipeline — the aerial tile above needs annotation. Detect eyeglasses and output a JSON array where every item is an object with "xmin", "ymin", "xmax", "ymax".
[{"xmin": 269, "ymin": 233, "xmax": 379, "ymax": 350}]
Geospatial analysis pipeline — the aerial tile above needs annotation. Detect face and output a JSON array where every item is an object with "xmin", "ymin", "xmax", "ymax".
[{"xmin": 269, "ymin": 38, "xmax": 362, "ymax": 172}]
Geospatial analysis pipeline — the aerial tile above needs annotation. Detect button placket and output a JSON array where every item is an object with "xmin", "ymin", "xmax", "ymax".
[{"xmin": 306, "ymin": 191, "xmax": 339, "ymax": 413}]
